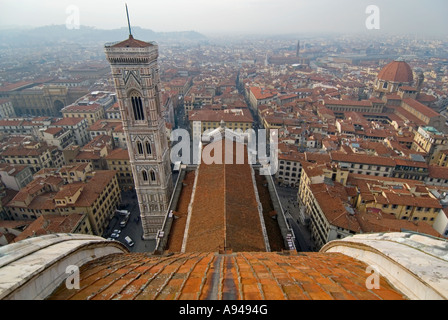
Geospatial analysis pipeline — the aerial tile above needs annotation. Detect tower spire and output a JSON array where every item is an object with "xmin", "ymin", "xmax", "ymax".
[{"xmin": 125, "ymin": 3, "xmax": 133, "ymax": 38}]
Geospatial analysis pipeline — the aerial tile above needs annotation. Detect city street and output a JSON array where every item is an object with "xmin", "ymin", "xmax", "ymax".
[
  {"xmin": 103, "ymin": 190, "xmax": 156, "ymax": 253},
  {"xmin": 274, "ymin": 184, "xmax": 315, "ymax": 252}
]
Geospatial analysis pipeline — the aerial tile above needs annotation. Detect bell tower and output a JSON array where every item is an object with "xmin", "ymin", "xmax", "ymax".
[{"xmin": 104, "ymin": 8, "xmax": 173, "ymax": 239}]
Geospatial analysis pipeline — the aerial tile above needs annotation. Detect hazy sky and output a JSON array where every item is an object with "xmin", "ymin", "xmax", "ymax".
[{"xmin": 1, "ymin": 0, "xmax": 447, "ymax": 36}]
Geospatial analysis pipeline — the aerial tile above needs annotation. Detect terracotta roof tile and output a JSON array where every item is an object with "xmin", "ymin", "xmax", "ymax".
[
  {"xmin": 377, "ymin": 61, "xmax": 413, "ymax": 83},
  {"xmin": 429, "ymin": 165, "xmax": 448, "ymax": 180},
  {"xmin": 184, "ymin": 141, "xmax": 267, "ymax": 252},
  {"xmin": 331, "ymin": 151, "xmax": 396, "ymax": 167},
  {"xmin": 189, "ymin": 109, "xmax": 253, "ymax": 123},
  {"xmin": 52, "ymin": 118, "xmax": 85, "ymax": 126},
  {"xmin": 104, "ymin": 148, "xmax": 129, "ymax": 160},
  {"xmin": 250, "ymin": 87, "xmax": 278, "ymax": 100},
  {"xmin": 48, "ymin": 252, "xmax": 407, "ymax": 300},
  {"xmin": 402, "ymin": 98, "xmax": 440, "ymax": 119},
  {"xmin": 166, "ymin": 171, "xmax": 196, "ymax": 252},
  {"xmin": 111, "ymin": 35, "xmax": 153, "ymax": 48},
  {"xmin": 12, "ymin": 214, "xmax": 85, "ymax": 242}
]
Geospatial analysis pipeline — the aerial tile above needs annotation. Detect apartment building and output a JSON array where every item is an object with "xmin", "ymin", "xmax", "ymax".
[
  {"xmin": 0, "ymin": 140, "xmax": 62, "ymax": 173},
  {"xmin": 12, "ymin": 213, "xmax": 93, "ymax": 242},
  {"xmin": 54, "ymin": 170, "xmax": 120, "ymax": 235},
  {"xmin": 57, "ymin": 162, "xmax": 93, "ymax": 184},
  {"xmin": 87, "ymin": 119, "xmax": 126, "ymax": 149},
  {"xmin": 105, "ymin": 102, "xmax": 121, "ymax": 120},
  {"xmin": 40, "ymin": 127, "xmax": 75, "ymax": 151},
  {"xmin": 323, "ymin": 98, "xmax": 385, "ymax": 115},
  {"xmin": 63, "ymin": 135, "xmax": 112, "ymax": 171},
  {"xmin": 50, "ymin": 117, "xmax": 90, "ymax": 147},
  {"xmin": 391, "ymin": 157, "xmax": 429, "ymax": 181},
  {"xmin": 399, "ymin": 98, "xmax": 445, "ymax": 133},
  {"xmin": 0, "ymin": 163, "xmax": 33, "ymax": 191},
  {"xmin": 351, "ymin": 176, "xmax": 442, "ymax": 226},
  {"xmin": 61, "ymin": 102, "xmax": 105, "ymax": 126},
  {"xmin": 307, "ymin": 183, "xmax": 360, "ymax": 250},
  {"xmin": 276, "ymin": 152, "xmax": 304, "ymax": 187},
  {"xmin": 105, "ymin": 148, "xmax": 134, "ymax": 191},
  {"xmin": 299, "ymin": 163, "xmax": 443, "ymax": 249},
  {"xmin": 330, "ymin": 152, "xmax": 395, "ymax": 177},
  {"xmin": 0, "ymin": 117, "xmax": 51, "ymax": 136},
  {"xmin": 297, "ymin": 161, "xmax": 350, "ymax": 225},
  {"xmin": 189, "ymin": 109, "xmax": 253, "ymax": 141},
  {"xmin": 0, "ymin": 99, "xmax": 16, "ymax": 119},
  {"xmin": 412, "ymin": 126, "xmax": 447, "ymax": 156},
  {"xmin": 248, "ymin": 87, "xmax": 278, "ymax": 111},
  {"xmin": 5, "ymin": 169, "xmax": 120, "ymax": 236}
]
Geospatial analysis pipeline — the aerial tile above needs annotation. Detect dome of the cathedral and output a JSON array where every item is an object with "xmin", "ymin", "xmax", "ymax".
[{"xmin": 377, "ymin": 60, "xmax": 413, "ymax": 83}]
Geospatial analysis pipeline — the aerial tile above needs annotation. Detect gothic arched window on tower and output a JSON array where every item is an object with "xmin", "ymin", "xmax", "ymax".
[
  {"xmin": 142, "ymin": 170, "xmax": 148, "ymax": 182},
  {"xmin": 136, "ymin": 141, "xmax": 144, "ymax": 155},
  {"xmin": 131, "ymin": 94, "xmax": 144, "ymax": 121},
  {"xmin": 150, "ymin": 170, "xmax": 156, "ymax": 182},
  {"xmin": 145, "ymin": 141, "xmax": 152, "ymax": 155}
]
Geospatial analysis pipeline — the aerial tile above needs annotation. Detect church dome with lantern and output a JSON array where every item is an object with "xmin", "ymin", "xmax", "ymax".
[{"xmin": 373, "ymin": 59, "xmax": 418, "ymax": 98}]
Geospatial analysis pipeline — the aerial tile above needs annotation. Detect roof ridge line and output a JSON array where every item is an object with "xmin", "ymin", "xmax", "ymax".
[
  {"xmin": 223, "ymin": 154, "xmax": 227, "ymax": 251},
  {"xmin": 181, "ymin": 165, "xmax": 200, "ymax": 253}
]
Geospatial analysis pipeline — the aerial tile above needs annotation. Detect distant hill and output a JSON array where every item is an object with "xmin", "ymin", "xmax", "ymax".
[{"xmin": 0, "ymin": 25, "xmax": 207, "ymax": 48}]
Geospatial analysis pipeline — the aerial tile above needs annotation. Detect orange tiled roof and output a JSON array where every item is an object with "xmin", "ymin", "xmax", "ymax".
[
  {"xmin": 0, "ymin": 81, "xmax": 35, "ymax": 92},
  {"xmin": 402, "ymin": 98, "xmax": 440, "ymax": 119},
  {"xmin": 63, "ymin": 103, "xmax": 102, "ymax": 113},
  {"xmin": 111, "ymin": 35, "xmax": 153, "ymax": 48},
  {"xmin": 377, "ymin": 61, "xmax": 413, "ymax": 83},
  {"xmin": 429, "ymin": 165, "xmax": 448, "ymax": 180},
  {"xmin": 88, "ymin": 119, "xmax": 123, "ymax": 132},
  {"xmin": 330, "ymin": 151, "xmax": 396, "ymax": 167},
  {"xmin": 250, "ymin": 87, "xmax": 278, "ymax": 100},
  {"xmin": 184, "ymin": 141, "xmax": 266, "ymax": 252},
  {"xmin": 57, "ymin": 171, "xmax": 117, "ymax": 207},
  {"xmin": 104, "ymin": 148, "xmax": 130, "ymax": 160},
  {"xmin": 166, "ymin": 171, "xmax": 196, "ymax": 252},
  {"xmin": 417, "ymin": 93, "xmax": 437, "ymax": 103},
  {"xmin": 0, "ymin": 163, "xmax": 30, "ymax": 176},
  {"xmin": 48, "ymin": 251, "xmax": 407, "ymax": 300},
  {"xmin": 54, "ymin": 184, "xmax": 83, "ymax": 199},
  {"xmin": 44, "ymin": 127, "xmax": 64, "ymax": 135},
  {"xmin": 52, "ymin": 118, "xmax": 85, "ymax": 126},
  {"xmin": 0, "ymin": 119, "xmax": 23, "ymax": 126},
  {"xmin": 310, "ymin": 183, "xmax": 362, "ymax": 233},
  {"xmin": 0, "ymin": 144, "xmax": 49, "ymax": 157},
  {"xmin": 189, "ymin": 109, "xmax": 253, "ymax": 123},
  {"xmin": 324, "ymin": 99, "xmax": 373, "ymax": 107},
  {"xmin": 12, "ymin": 214, "xmax": 85, "ymax": 243},
  {"xmin": 75, "ymin": 151, "xmax": 101, "ymax": 160},
  {"xmin": 355, "ymin": 209, "xmax": 441, "ymax": 237}
]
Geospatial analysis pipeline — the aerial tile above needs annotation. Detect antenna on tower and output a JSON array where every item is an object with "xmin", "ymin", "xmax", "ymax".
[{"xmin": 125, "ymin": 3, "xmax": 133, "ymax": 38}]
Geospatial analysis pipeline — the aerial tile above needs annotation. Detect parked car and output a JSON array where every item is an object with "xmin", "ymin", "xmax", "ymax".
[
  {"xmin": 124, "ymin": 236, "xmax": 134, "ymax": 247},
  {"xmin": 120, "ymin": 214, "xmax": 130, "ymax": 227},
  {"xmin": 111, "ymin": 233, "xmax": 120, "ymax": 238},
  {"xmin": 116, "ymin": 209, "xmax": 130, "ymax": 216}
]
